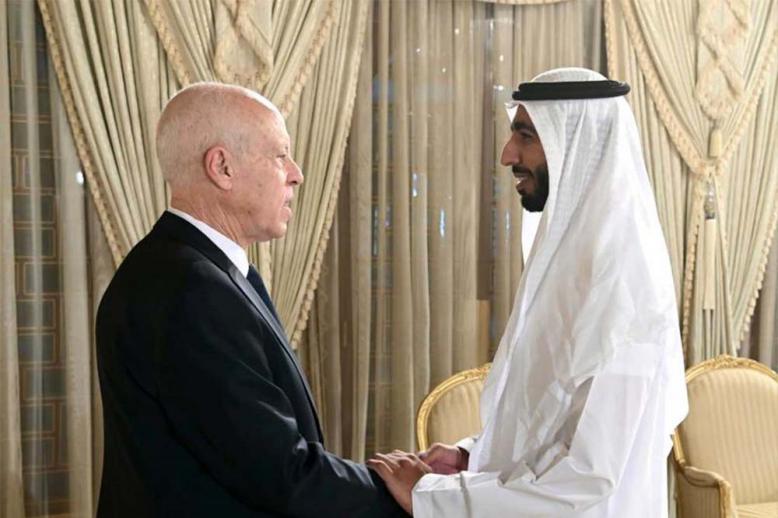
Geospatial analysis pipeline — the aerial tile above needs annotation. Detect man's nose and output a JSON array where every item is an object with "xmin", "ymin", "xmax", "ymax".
[
  {"xmin": 500, "ymin": 139, "xmax": 518, "ymax": 167},
  {"xmin": 288, "ymin": 159, "xmax": 303, "ymax": 186}
]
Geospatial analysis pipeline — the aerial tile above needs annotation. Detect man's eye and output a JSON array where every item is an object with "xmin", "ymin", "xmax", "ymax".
[{"xmin": 520, "ymin": 132, "xmax": 534, "ymax": 140}]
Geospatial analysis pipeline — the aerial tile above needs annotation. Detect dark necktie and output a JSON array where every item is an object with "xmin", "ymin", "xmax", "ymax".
[
  {"xmin": 247, "ymin": 265, "xmax": 280, "ymax": 323},
  {"xmin": 248, "ymin": 267, "xmax": 321, "ymax": 440}
]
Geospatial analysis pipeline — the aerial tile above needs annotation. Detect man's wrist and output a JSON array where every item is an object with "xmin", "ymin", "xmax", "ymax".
[{"xmin": 457, "ymin": 446, "xmax": 470, "ymax": 471}]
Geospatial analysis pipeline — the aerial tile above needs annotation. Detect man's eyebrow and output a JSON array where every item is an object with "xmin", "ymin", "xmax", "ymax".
[{"xmin": 511, "ymin": 121, "xmax": 537, "ymax": 134}]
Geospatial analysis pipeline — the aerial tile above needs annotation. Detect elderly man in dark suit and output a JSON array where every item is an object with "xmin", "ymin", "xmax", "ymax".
[{"xmin": 95, "ymin": 82, "xmax": 414, "ymax": 517}]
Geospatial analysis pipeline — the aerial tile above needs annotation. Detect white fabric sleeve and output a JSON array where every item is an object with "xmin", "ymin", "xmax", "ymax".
[
  {"xmin": 411, "ymin": 343, "xmax": 659, "ymax": 517},
  {"xmin": 454, "ymin": 435, "xmax": 478, "ymax": 452}
]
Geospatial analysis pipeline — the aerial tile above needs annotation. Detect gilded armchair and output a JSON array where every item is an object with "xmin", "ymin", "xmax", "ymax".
[
  {"xmin": 416, "ymin": 364, "xmax": 490, "ymax": 451},
  {"xmin": 672, "ymin": 355, "xmax": 778, "ymax": 518}
]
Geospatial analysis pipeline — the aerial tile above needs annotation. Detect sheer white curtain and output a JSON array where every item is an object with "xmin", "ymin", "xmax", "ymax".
[
  {"xmin": 1, "ymin": 1, "xmax": 99, "ymax": 515},
  {"xmin": 302, "ymin": 0, "xmax": 604, "ymax": 459},
  {"xmin": 0, "ymin": 1, "xmax": 24, "ymax": 514}
]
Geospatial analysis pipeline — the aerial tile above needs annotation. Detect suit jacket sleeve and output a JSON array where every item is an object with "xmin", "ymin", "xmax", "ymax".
[{"xmin": 153, "ymin": 263, "xmax": 406, "ymax": 517}]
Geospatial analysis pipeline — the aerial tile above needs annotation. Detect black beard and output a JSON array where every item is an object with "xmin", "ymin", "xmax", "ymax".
[{"xmin": 519, "ymin": 163, "xmax": 549, "ymax": 212}]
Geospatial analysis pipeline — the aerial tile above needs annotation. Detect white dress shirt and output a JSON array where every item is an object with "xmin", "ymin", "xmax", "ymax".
[{"xmin": 167, "ymin": 208, "xmax": 250, "ymax": 278}]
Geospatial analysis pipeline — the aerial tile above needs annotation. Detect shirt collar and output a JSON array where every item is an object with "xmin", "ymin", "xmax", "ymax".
[{"xmin": 166, "ymin": 208, "xmax": 250, "ymax": 277}]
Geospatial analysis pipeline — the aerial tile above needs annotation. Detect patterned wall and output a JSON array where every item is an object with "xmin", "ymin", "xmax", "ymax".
[{"xmin": 8, "ymin": 1, "xmax": 70, "ymax": 515}]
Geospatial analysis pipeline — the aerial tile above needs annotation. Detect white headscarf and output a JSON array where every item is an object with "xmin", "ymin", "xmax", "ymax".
[{"xmin": 470, "ymin": 67, "xmax": 688, "ymax": 475}]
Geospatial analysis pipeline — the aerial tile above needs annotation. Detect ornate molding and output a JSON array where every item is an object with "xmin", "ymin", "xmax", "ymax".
[
  {"xmin": 612, "ymin": 0, "xmax": 778, "ymax": 178},
  {"xmin": 695, "ymin": 0, "xmax": 751, "ymax": 121},
  {"xmin": 685, "ymin": 354, "xmax": 778, "ymax": 383}
]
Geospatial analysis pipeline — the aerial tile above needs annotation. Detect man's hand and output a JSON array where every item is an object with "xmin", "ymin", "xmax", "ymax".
[
  {"xmin": 367, "ymin": 450, "xmax": 432, "ymax": 514},
  {"xmin": 418, "ymin": 443, "xmax": 469, "ymax": 475}
]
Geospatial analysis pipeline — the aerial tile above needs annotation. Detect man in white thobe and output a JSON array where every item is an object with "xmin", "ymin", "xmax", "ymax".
[{"xmin": 368, "ymin": 67, "xmax": 689, "ymax": 517}]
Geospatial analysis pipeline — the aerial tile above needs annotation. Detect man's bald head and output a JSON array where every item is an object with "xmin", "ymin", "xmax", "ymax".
[
  {"xmin": 156, "ymin": 82, "xmax": 303, "ymax": 247},
  {"xmin": 156, "ymin": 82, "xmax": 281, "ymax": 187}
]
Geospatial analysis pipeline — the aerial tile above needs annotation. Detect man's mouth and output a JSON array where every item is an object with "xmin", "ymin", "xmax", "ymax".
[
  {"xmin": 514, "ymin": 172, "xmax": 532, "ymax": 192},
  {"xmin": 283, "ymin": 198, "xmax": 293, "ymax": 215}
]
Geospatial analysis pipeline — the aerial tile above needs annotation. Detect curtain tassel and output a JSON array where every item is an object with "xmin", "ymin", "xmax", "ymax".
[
  {"xmin": 702, "ymin": 180, "xmax": 717, "ymax": 310},
  {"xmin": 702, "ymin": 126, "xmax": 721, "ymax": 311},
  {"xmin": 708, "ymin": 126, "xmax": 722, "ymax": 159}
]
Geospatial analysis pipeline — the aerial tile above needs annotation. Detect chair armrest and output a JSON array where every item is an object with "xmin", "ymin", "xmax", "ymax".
[{"xmin": 675, "ymin": 465, "xmax": 736, "ymax": 518}]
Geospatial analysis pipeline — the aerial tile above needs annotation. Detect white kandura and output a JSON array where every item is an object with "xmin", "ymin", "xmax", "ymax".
[{"xmin": 412, "ymin": 67, "xmax": 688, "ymax": 518}]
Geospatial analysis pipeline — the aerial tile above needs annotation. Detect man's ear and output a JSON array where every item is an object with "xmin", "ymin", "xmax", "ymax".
[{"xmin": 203, "ymin": 146, "xmax": 234, "ymax": 190}]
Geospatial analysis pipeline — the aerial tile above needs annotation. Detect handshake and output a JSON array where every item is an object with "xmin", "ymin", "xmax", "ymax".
[{"xmin": 366, "ymin": 442, "xmax": 469, "ymax": 515}]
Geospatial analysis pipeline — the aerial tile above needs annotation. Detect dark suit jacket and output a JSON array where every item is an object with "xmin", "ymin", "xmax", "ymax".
[{"xmin": 96, "ymin": 212, "xmax": 407, "ymax": 518}]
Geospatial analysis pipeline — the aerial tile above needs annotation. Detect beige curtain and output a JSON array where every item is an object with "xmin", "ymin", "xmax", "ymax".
[
  {"xmin": 39, "ymin": 0, "xmax": 370, "ymax": 348},
  {"xmin": 37, "ymin": 0, "xmax": 179, "ymax": 266},
  {"xmin": 272, "ymin": 0, "xmax": 371, "ymax": 347},
  {"xmin": 303, "ymin": 0, "xmax": 490, "ymax": 457},
  {"xmin": 605, "ymin": 0, "xmax": 778, "ymax": 365},
  {"xmin": 143, "ymin": 0, "xmax": 337, "ymax": 118},
  {"xmin": 302, "ymin": 0, "xmax": 604, "ymax": 459},
  {"xmin": 0, "ymin": 1, "xmax": 103, "ymax": 515}
]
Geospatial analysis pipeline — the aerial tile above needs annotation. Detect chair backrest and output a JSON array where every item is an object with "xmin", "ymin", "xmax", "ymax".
[
  {"xmin": 673, "ymin": 355, "xmax": 778, "ymax": 505},
  {"xmin": 416, "ymin": 364, "xmax": 490, "ymax": 451}
]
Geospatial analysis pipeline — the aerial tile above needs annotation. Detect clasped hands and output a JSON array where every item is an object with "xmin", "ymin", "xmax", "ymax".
[{"xmin": 367, "ymin": 443, "xmax": 469, "ymax": 514}]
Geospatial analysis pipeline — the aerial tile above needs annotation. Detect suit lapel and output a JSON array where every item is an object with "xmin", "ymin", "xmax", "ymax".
[
  {"xmin": 155, "ymin": 213, "xmax": 286, "ymax": 341},
  {"xmin": 229, "ymin": 268, "xmax": 323, "ymax": 442},
  {"xmin": 154, "ymin": 212, "xmax": 323, "ymax": 441},
  {"xmin": 231, "ymin": 270, "xmax": 287, "ymax": 347}
]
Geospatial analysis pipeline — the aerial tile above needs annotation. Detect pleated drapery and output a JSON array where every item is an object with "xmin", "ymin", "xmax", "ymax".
[
  {"xmin": 37, "ymin": 0, "xmax": 179, "ymax": 265},
  {"xmin": 605, "ymin": 0, "xmax": 778, "ymax": 364}
]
